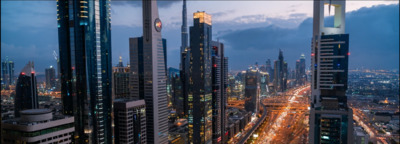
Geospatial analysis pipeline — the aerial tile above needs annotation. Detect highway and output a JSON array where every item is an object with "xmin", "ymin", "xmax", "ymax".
[
  {"xmin": 237, "ymin": 101, "xmax": 267, "ymax": 144},
  {"xmin": 251, "ymin": 85, "xmax": 310, "ymax": 144}
]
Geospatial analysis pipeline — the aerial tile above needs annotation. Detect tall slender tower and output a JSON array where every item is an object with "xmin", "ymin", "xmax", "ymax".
[
  {"xmin": 187, "ymin": 11, "xmax": 213, "ymax": 144},
  {"xmin": 129, "ymin": 0, "xmax": 168, "ymax": 143},
  {"xmin": 1, "ymin": 57, "xmax": 10, "ymax": 89},
  {"xmin": 8, "ymin": 60, "xmax": 14, "ymax": 85},
  {"xmin": 309, "ymin": 0, "xmax": 353, "ymax": 143},
  {"xmin": 181, "ymin": 0, "xmax": 188, "ymax": 55},
  {"xmin": 179, "ymin": 0, "xmax": 189, "ymax": 119},
  {"xmin": 273, "ymin": 49, "xmax": 287, "ymax": 92},
  {"xmin": 211, "ymin": 41, "xmax": 228, "ymax": 144},
  {"xmin": 57, "ymin": 0, "xmax": 113, "ymax": 143}
]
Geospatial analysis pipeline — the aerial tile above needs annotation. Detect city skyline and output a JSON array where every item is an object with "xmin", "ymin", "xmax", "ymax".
[
  {"xmin": 1, "ymin": 1, "xmax": 399, "ymax": 74},
  {"xmin": 1, "ymin": 0, "xmax": 399, "ymax": 144}
]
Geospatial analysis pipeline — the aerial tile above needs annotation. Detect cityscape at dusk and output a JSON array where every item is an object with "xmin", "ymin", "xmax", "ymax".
[{"xmin": 1, "ymin": 0, "xmax": 399, "ymax": 144}]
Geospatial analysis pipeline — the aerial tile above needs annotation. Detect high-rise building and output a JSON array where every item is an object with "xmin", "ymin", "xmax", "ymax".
[
  {"xmin": 309, "ymin": 0, "xmax": 353, "ymax": 143},
  {"xmin": 1, "ymin": 59, "xmax": 9, "ymax": 88},
  {"xmin": 211, "ymin": 41, "xmax": 228, "ymax": 144},
  {"xmin": 296, "ymin": 59, "xmax": 300, "ymax": 83},
  {"xmin": 187, "ymin": 11, "xmax": 213, "ymax": 144},
  {"xmin": 1, "ymin": 57, "xmax": 14, "ymax": 89},
  {"xmin": 296, "ymin": 54, "xmax": 306, "ymax": 85},
  {"xmin": 15, "ymin": 62, "xmax": 38, "ymax": 117},
  {"xmin": 114, "ymin": 99, "xmax": 146, "ymax": 144},
  {"xmin": 168, "ymin": 67, "xmax": 184, "ymax": 117},
  {"xmin": 260, "ymin": 71, "xmax": 269, "ymax": 97},
  {"xmin": 129, "ymin": 0, "xmax": 168, "ymax": 143},
  {"xmin": 8, "ymin": 60, "xmax": 14, "ymax": 85},
  {"xmin": 180, "ymin": 0, "xmax": 189, "ymax": 119},
  {"xmin": 300, "ymin": 54, "xmax": 306, "ymax": 82},
  {"xmin": 244, "ymin": 67, "xmax": 260, "ymax": 114},
  {"xmin": 45, "ymin": 66, "xmax": 56, "ymax": 89},
  {"xmin": 1, "ymin": 109, "xmax": 75, "ymax": 144},
  {"xmin": 180, "ymin": 0, "xmax": 188, "ymax": 57},
  {"xmin": 57, "ymin": 0, "xmax": 113, "ymax": 142},
  {"xmin": 113, "ymin": 56, "xmax": 130, "ymax": 99},
  {"xmin": 273, "ymin": 50, "xmax": 288, "ymax": 92}
]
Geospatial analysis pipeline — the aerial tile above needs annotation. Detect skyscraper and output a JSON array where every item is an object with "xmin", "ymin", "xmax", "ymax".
[
  {"xmin": 187, "ymin": 11, "xmax": 213, "ymax": 144},
  {"xmin": 309, "ymin": 0, "xmax": 353, "ymax": 143},
  {"xmin": 1, "ymin": 59, "xmax": 9, "ymax": 88},
  {"xmin": 181, "ymin": 0, "xmax": 188, "ymax": 56},
  {"xmin": 211, "ymin": 41, "xmax": 228, "ymax": 144},
  {"xmin": 180, "ymin": 0, "xmax": 189, "ymax": 119},
  {"xmin": 273, "ymin": 50, "xmax": 288, "ymax": 92},
  {"xmin": 244, "ymin": 67, "xmax": 260, "ymax": 114},
  {"xmin": 296, "ymin": 54, "xmax": 306, "ymax": 85},
  {"xmin": 1, "ymin": 57, "xmax": 14, "ymax": 89},
  {"xmin": 57, "ymin": 0, "xmax": 113, "ymax": 143},
  {"xmin": 14, "ymin": 62, "xmax": 38, "ymax": 117},
  {"xmin": 113, "ymin": 56, "xmax": 130, "ymax": 99},
  {"xmin": 260, "ymin": 71, "xmax": 269, "ymax": 97},
  {"xmin": 129, "ymin": 0, "xmax": 168, "ymax": 143},
  {"xmin": 168, "ymin": 67, "xmax": 184, "ymax": 117},
  {"xmin": 45, "ymin": 66, "xmax": 56, "ymax": 89},
  {"xmin": 296, "ymin": 60, "xmax": 300, "ymax": 84},
  {"xmin": 8, "ymin": 60, "xmax": 14, "ymax": 85}
]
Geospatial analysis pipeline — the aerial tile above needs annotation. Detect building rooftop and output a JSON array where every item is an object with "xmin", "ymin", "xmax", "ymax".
[{"xmin": 20, "ymin": 109, "xmax": 51, "ymax": 115}]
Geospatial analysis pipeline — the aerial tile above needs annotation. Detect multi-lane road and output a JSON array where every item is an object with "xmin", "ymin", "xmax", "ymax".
[{"xmin": 246, "ymin": 85, "xmax": 310, "ymax": 144}]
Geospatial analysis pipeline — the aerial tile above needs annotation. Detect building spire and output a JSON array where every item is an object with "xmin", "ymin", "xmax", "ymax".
[{"xmin": 181, "ymin": 0, "xmax": 188, "ymax": 54}]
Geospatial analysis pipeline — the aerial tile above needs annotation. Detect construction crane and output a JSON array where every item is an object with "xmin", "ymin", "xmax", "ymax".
[{"xmin": 53, "ymin": 50, "xmax": 58, "ymax": 61}]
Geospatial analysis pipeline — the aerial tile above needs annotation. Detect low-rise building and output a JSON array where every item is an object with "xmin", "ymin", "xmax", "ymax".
[
  {"xmin": 353, "ymin": 127, "xmax": 369, "ymax": 144},
  {"xmin": 1, "ymin": 109, "xmax": 74, "ymax": 144}
]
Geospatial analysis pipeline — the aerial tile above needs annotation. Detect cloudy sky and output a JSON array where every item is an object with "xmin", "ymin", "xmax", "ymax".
[{"xmin": 1, "ymin": 0, "xmax": 399, "ymax": 75}]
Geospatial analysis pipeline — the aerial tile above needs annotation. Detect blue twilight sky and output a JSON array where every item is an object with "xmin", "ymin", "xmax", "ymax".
[{"xmin": 1, "ymin": 1, "xmax": 399, "ymax": 75}]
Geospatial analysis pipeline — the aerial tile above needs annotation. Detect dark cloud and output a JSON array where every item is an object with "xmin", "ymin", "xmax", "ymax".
[
  {"xmin": 210, "ymin": 10, "xmax": 236, "ymax": 17},
  {"xmin": 289, "ymin": 13, "xmax": 307, "ymax": 18},
  {"xmin": 112, "ymin": 0, "xmax": 180, "ymax": 8},
  {"xmin": 1, "ymin": 2, "xmax": 398, "ymax": 75},
  {"xmin": 220, "ymin": 4, "xmax": 399, "ymax": 70}
]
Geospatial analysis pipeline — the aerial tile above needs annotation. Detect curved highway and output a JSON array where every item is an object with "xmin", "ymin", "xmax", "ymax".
[{"xmin": 238, "ymin": 101, "xmax": 267, "ymax": 144}]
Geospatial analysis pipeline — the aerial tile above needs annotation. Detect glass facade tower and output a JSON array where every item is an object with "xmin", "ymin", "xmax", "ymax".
[
  {"xmin": 57, "ymin": 0, "xmax": 113, "ymax": 143},
  {"xmin": 187, "ymin": 11, "xmax": 213, "ymax": 144}
]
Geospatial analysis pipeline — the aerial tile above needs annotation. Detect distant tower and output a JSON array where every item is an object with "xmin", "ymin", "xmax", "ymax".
[
  {"xmin": 298, "ymin": 54, "xmax": 306, "ymax": 85},
  {"xmin": 179, "ymin": 0, "xmax": 189, "ymax": 119},
  {"xmin": 15, "ymin": 61, "xmax": 38, "ymax": 117},
  {"xmin": 244, "ymin": 68, "xmax": 260, "ymax": 114},
  {"xmin": 45, "ymin": 66, "xmax": 56, "ymax": 89},
  {"xmin": 8, "ymin": 60, "xmax": 14, "ymax": 85},
  {"xmin": 1, "ymin": 59, "xmax": 8, "ymax": 88},
  {"xmin": 181, "ymin": 0, "xmax": 188, "ymax": 55},
  {"xmin": 309, "ymin": 0, "xmax": 353, "ymax": 143},
  {"xmin": 273, "ymin": 49, "xmax": 287, "ymax": 92},
  {"xmin": 113, "ymin": 56, "xmax": 130, "ymax": 99},
  {"xmin": 266, "ymin": 59, "xmax": 273, "ymax": 83},
  {"xmin": 129, "ymin": 0, "xmax": 168, "ymax": 143}
]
